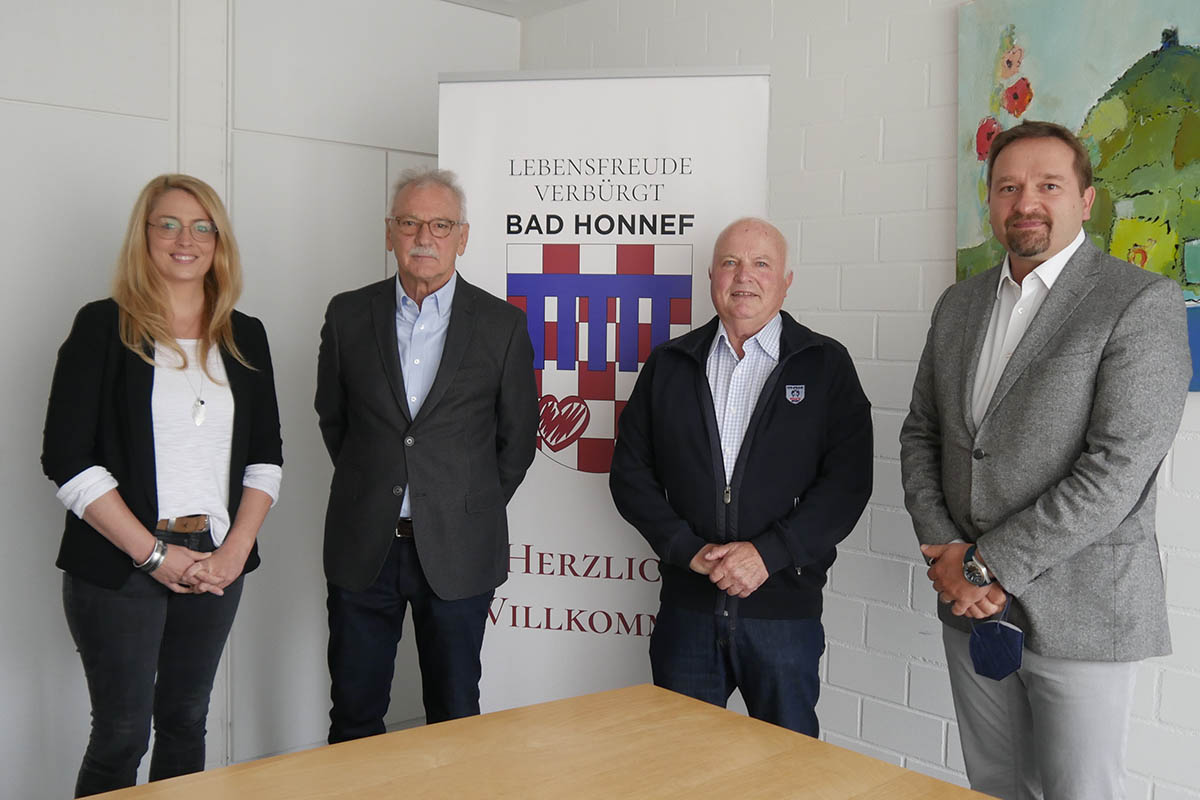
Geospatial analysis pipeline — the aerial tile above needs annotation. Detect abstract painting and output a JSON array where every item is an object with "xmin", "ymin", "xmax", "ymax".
[{"xmin": 957, "ymin": 0, "xmax": 1200, "ymax": 387}]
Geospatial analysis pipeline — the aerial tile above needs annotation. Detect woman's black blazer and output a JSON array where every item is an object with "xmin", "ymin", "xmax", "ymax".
[{"xmin": 42, "ymin": 298, "xmax": 283, "ymax": 589}]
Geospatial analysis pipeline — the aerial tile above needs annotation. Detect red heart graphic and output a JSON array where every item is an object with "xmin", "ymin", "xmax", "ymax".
[{"xmin": 538, "ymin": 394, "xmax": 590, "ymax": 452}]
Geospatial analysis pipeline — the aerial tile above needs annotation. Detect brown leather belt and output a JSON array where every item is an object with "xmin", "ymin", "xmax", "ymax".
[
  {"xmin": 396, "ymin": 518, "xmax": 414, "ymax": 538},
  {"xmin": 156, "ymin": 514, "xmax": 210, "ymax": 533}
]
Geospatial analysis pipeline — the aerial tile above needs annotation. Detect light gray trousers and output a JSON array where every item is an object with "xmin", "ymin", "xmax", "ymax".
[{"xmin": 943, "ymin": 625, "xmax": 1138, "ymax": 800}]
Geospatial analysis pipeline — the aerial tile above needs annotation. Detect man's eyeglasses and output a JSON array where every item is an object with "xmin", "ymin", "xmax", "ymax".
[
  {"xmin": 386, "ymin": 216, "xmax": 464, "ymax": 239},
  {"xmin": 147, "ymin": 217, "xmax": 217, "ymax": 242}
]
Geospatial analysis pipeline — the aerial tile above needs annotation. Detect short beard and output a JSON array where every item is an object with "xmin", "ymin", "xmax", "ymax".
[{"xmin": 1005, "ymin": 217, "xmax": 1050, "ymax": 258}]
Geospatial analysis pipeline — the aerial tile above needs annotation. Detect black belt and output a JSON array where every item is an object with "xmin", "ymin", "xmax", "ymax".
[{"xmin": 396, "ymin": 518, "xmax": 414, "ymax": 538}]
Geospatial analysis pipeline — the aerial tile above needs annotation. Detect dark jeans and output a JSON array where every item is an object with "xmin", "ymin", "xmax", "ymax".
[
  {"xmin": 648, "ymin": 603, "xmax": 825, "ymax": 736},
  {"xmin": 62, "ymin": 530, "xmax": 243, "ymax": 798},
  {"xmin": 327, "ymin": 536, "xmax": 494, "ymax": 743}
]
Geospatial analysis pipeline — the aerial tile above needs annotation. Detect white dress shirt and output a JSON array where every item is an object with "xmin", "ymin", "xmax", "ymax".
[
  {"xmin": 971, "ymin": 229, "xmax": 1087, "ymax": 426},
  {"xmin": 706, "ymin": 314, "xmax": 782, "ymax": 482}
]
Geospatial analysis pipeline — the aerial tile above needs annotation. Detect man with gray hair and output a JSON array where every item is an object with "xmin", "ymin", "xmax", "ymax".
[
  {"xmin": 316, "ymin": 168, "xmax": 537, "ymax": 742},
  {"xmin": 610, "ymin": 217, "xmax": 872, "ymax": 734}
]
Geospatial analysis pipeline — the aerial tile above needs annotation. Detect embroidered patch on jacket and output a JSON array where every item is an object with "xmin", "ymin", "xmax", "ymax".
[{"xmin": 785, "ymin": 384, "xmax": 806, "ymax": 404}]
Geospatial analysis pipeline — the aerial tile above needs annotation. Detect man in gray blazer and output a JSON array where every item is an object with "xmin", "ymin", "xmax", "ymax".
[
  {"xmin": 900, "ymin": 121, "xmax": 1191, "ymax": 799},
  {"xmin": 316, "ymin": 168, "xmax": 537, "ymax": 743}
]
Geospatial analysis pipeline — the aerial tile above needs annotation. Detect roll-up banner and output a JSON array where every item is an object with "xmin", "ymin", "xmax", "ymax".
[{"xmin": 438, "ymin": 68, "xmax": 769, "ymax": 711}]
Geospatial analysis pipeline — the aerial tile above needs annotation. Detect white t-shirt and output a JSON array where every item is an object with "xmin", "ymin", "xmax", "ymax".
[{"xmin": 56, "ymin": 339, "xmax": 281, "ymax": 545}]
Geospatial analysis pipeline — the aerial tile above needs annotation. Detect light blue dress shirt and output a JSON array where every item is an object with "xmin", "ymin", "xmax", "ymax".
[{"xmin": 395, "ymin": 271, "xmax": 457, "ymax": 518}]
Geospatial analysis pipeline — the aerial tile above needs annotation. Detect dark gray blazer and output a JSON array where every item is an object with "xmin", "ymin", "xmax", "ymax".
[
  {"xmin": 315, "ymin": 275, "xmax": 537, "ymax": 598},
  {"xmin": 900, "ymin": 239, "xmax": 1191, "ymax": 660}
]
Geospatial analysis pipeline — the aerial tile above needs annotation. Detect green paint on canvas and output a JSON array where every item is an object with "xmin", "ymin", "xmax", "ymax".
[{"xmin": 957, "ymin": 0, "xmax": 1200, "ymax": 300}]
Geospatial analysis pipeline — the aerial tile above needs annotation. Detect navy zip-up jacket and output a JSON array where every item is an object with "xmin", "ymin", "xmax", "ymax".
[{"xmin": 610, "ymin": 312, "xmax": 873, "ymax": 619}]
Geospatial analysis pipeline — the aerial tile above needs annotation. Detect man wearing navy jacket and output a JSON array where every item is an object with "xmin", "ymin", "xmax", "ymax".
[{"xmin": 610, "ymin": 217, "xmax": 873, "ymax": 735}]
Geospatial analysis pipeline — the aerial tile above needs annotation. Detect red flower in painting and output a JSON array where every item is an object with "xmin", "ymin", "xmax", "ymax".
[
  {"xmin": 975, "ymin": 117, "xmax": 1002, "ymax": 161},
  {"xmin": 1003, "ymin": 77, "xmax": 1034, "ymax": 117}
]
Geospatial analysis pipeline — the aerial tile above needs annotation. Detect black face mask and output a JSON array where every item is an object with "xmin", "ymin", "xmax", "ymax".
[{"xmin": 969, "ymin": 597, "xmax": 1024, "ymax": 681}]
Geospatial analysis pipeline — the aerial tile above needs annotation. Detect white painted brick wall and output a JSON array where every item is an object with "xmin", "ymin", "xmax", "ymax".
[
  {"xmin": 888, "ymin": 7, "xmax": 957, "ymax": 59},
  {"xmin": 520, "ymin": 0, "xmax": 1200, "ymax": 793},
  {"xmin": 910, "ymin": 568, "xmax": 941, "ymax": 616},
  {"xmin": 1119, "ymin": 773, "xmax": 1155, "ymax": 799},
  {"xmin": 1169, "ymin": 435, "xmax": 1200, "ymax": 493},
  {"xmin": 787, "ymin": 265, "xmax": 840, "ymax": 310},
  {"xmin": 1131, "ymin": 662, "xmax": 1159, "ymax": 720},
  {"xmin": 827, "ymin": 644, "xmax": 908, "ymax": 703},
  {"xmin": 809, "ymin": 22, "xmax": 886, "ymax": 74},
  {"xmin": 816, "ymin": 684, "xmax": 861, "ymax": 738},
  {"xmin": 870, "ymin": 458, "xmax": 905, "ymax": 507},
  {"xmin": 884, "ymin": 106, "xmax": 958, "ymax": 161},
  {"xmin": 858, "ymin": 361, "xmax": 919, "ymax": 411},
  {"xmin": 869, "ymin": 505, "xmax": 921, "ymax": 559},
  {"xmin": 801, "ymin": 216, "xmax": 877, "ymax": 262},
  {"xmin": 872, "ymin": 410, "xmax": 905, "ymax": 459},
  {"xmin": 1159, "ymin": 671, "xmax": 1200, "ymax": 731},
  {"xmin": 946, "ymin": 722, "xmax": 966, "ymax": 772},
  {"xmin": 771, "ymin": 75, "xmax": 842, "ymax": 132},
  {"xmin": 830, "ymin": 552, "xmax": 911, "ymax": 605},
  {"xmin": 1155, "ymin": 490, "xmax": 1196, "ymax": 549},
  {"xmin": 1164, "ymin": 612, "xmax": 1200, "ymax": 671},
  {"xmin": 878, "ymin": 210, "xmax": 956, "ymax": 262},
  {"xmin": 850, "ymin": 0, "xmax": 930, "ymax": 23},
  {"xmin": 805, "ymin": 118, "xmax": 882, "ymax": 169},
  {"xmin": 928, "ymin": 53, "xmax": 958, "ymax": 107},
  {"xmin": 1179, "ymin": 394, "xmax": 1200, "ymax": 432},
  {"xmin": 861, "ymin": 699, "xmax": 944, "ymax": 762},
  {"xmin": 877, "ymin": 313, "xmax": 932, "ymax": 361},
  {"xmin": 909, "ymin": 663, "xmax": 956, "ymax": 718},
  {"xmin": 1128, "ymin": 720, "xmax": 1200, "ymax": 789},
  {"xmin": 825, "ymin": 731, "xmax": 903, "ymax": 765},
  {"xmin": 909, "ymin": 759, "xmax": 970, "ymax": 788},
  {"xmin": 774, "ymin": 0, "xmax": 848, "ymax": 31},
  {"xmin": 841, "ymin": 263, "xmax": 923, "ymax": 310},
  {"xmin": 823, "ymin": 593, "xmax": 867, "ymax": 645},
  {"xmin": 1166, "ymin": 554, "xmax": 1200, "ymax": 612},
  {"xmin": 867, "ymin": 604, "xmax": 945, "ymax": 663},
  {"xmin": 841, "ymin": 511, "xmax": 872, "ymax": 551},
  {"xmin": 926, "ymin": 157, "xmax": 957, "ymax": 207},
  {"xmin": 921, "ymin": 260, "xmax": 956, "ymax": 306},
  {"xmin": 770, "ymin": 168, "xmax": 843, "ymax": 218},
  {"xmin": 796, "ymin": 311, "xmax": 875, "ymax": 359},
  {"xmin": 844, "ymin": 162, "xmax": 926, "ymax": 215},
  {"xmin": 844, "ymin": 61, "xmax": 927, "ymax": 115},
  {"xmin": 1155, "ymin": 784, "xmax": 1200, "ymax": 800}
]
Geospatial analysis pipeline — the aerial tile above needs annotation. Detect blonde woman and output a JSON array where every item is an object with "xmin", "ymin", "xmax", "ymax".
[{"xmin": 41, "ymin": 174, "xmax": 282, "ymax": 797}]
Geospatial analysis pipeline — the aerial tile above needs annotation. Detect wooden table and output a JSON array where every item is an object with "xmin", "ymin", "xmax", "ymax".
[{"xmin": 96, "ymin": 684, "xmax": 987, "ymax": 798}]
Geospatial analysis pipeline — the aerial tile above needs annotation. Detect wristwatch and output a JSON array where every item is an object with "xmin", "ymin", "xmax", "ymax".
[{"xmin": 962, "ymin": 545, "xmax": 994, "ymax": 587}]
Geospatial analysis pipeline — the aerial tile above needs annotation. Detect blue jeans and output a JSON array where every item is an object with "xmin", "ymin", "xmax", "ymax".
[
  {"xmin": 327, "ymin": 536, "xmax": 494, "ymax": 743},
  {"xmin": 62, "ymin": 531, "xmax": 243, "ymax": 798},
  {"xmin": 649, "ymin": 603, "xmax": 825, "ymax": 736}
]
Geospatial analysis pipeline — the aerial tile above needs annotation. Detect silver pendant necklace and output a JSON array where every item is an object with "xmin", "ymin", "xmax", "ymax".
[{"xmin": 182, "ymin": 364, "xmax": 206, "ymax": 426}]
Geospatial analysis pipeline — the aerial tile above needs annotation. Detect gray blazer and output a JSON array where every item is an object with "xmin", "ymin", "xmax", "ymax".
[
  {"xmin": 316, "ymin": 275, "xmax": 538, "ymax": 598},
  {"xmin": 900, "ymin": 239, "xmax": 1191, "ymax": 660}
]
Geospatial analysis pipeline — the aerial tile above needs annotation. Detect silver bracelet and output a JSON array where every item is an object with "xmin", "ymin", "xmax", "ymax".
[{"xmin": 133, "ymin": 538, "xmax": 167, "ymax": 573}]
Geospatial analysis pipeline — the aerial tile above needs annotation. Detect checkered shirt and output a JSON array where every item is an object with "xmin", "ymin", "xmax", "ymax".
[{"xmin": 706, "ymin": 314, "xmax": 782, "ymax": 482}]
